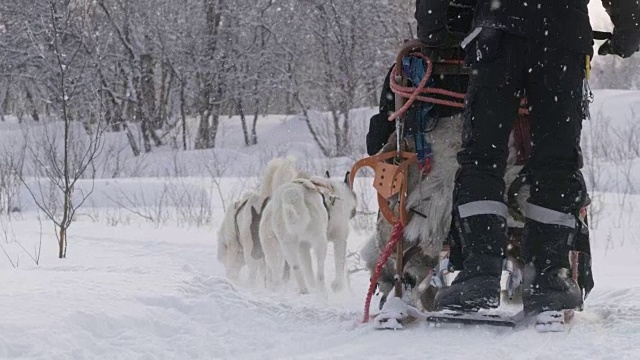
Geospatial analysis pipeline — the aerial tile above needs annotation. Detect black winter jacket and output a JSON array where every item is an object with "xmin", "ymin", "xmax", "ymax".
[
  {"xmin": 416, "ymin": 0, "xmax": 640, "ymax": 55},
  {"xmin": 366, "ymin": 66, "xmax": 396, "ymax": 156}
]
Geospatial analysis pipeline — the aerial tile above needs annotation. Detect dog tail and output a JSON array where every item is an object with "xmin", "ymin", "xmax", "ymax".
[
  {"xmin": 260, "ymin": 157, "xmax": 299, "ymax": 198},
  {"xmin": 280, "ymin": 187, "xmax": 310, "ymax": 233}
]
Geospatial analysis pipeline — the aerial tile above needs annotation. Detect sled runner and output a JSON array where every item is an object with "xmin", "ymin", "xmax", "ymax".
[
  {"xmin": 370, "ymin": 291, "xmax": 576, "ymax": 332},
  {"xmin": 425, "ymin": 309, "xmax": 575, "ymax": 332}
]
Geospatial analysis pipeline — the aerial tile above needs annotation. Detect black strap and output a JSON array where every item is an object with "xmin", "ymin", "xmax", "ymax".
[
  {"xmin": 321, "ymin": 193, "xmax": 331, "ymax": 220},
  {"xmin": 249, "ymin": 197, "xmax": 270, "ymax": 260},
  {"xmin": 232, "ymin": 199, "xmax": 250, "ymax": 250}
]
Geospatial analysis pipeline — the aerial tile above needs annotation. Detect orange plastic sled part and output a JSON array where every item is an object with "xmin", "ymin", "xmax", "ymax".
[{"xmin": 349, "ymin": 151, "xmax": 417, "ymax": 226}]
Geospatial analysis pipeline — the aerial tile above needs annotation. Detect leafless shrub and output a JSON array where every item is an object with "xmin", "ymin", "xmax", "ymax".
[
  {"xmin": 347, "ymin": 250, "xmax": 367, "ymax": 275},
  {"xmin": 583, "ymin": 106, "xmax": 639, "ymax": 237},
  {"xmin": 351, "ymin": 178, "xmax": 377, "ymax": 234},
  {"xmin": 0, "ymin": 213, "xmax": 42, "ymax": 267},
  {"xmin": 105, "ymin": 185, "xmax": 169, "ymax": 228},
  {"xmin": 0, "ymin": 142, "xmax": 26, "ymax": 214}
]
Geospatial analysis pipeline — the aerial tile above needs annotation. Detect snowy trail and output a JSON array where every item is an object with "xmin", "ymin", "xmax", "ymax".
[
  {"xmin": 0, "ymin": 234, "xmax": 635, "ymax": 360},
  {"xmin": 1, "ymin": 191, "xmax": 640, "ymax": 359}
]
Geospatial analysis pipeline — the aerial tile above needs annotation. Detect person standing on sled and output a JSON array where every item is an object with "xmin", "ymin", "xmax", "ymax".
[{"xmin": 434, "ymin": 0, "xmax": 640, "ymax": 315}]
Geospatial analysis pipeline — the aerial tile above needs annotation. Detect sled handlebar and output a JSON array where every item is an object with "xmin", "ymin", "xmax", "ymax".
[
  {"xmin": 593, "ymin": 31, "xmax": 612, "ymax": 41},
  {"xmin": 593, "ymin": 31, "xmax": 622, "ymax": 57}
]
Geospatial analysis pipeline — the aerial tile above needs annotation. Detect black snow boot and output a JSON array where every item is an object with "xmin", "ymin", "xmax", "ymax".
[
  {"xmin": 521, "ymin": 218, "xmax": 583, "ymax": 314},
  {"xmin": 435, "ymin": 253, "xmax": 503, "ymax": 311},
  {"xmin": 522, "ymin": 265, "xmax": 582, "ymax": 315}
]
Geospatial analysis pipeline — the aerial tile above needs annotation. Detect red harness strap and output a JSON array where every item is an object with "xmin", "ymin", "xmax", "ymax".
[
  {"xmin": 514, "ymin": 98, "xmax": 532, "ymax": 165},
  {"xmin": 361, "ymin": 220, "xmax": 405, "ymax": 323}
]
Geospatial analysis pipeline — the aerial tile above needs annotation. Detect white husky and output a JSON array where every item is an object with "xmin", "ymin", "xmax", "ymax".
[
  {"xmin": 216, "ymin": 157, "xmax": 305, "ymax": 284},
  {"xmin": 217, "ymin": 191, "xmax": 268, "ymax": 283},
  {"xmin": 260, "ymin": 174, "xmax": 357, "ymax": 294}
]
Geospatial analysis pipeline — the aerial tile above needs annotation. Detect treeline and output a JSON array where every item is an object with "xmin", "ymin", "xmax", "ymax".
[{"xmin": 0, "ymin": 0, "xmax": 414, "ymax": 156}]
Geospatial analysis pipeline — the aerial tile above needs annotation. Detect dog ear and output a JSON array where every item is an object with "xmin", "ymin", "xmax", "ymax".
[
  {"xmin": 325, "ymin": 170, "xmax": 331, "ymax": 179},
  {"xmin": 344, "ymin": 171, "xmax": 350, "ymax": 185}
]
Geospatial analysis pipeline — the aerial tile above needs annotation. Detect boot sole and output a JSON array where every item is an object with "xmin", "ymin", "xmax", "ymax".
[{"xmin": 438, "ymin": 295, "xmax": 500, "ymax": 312}]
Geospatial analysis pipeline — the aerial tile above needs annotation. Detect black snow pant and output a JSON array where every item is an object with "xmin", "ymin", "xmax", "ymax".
[{"xmin": 452, "ymin": 29, "xmax": 589, "ymax": 274}]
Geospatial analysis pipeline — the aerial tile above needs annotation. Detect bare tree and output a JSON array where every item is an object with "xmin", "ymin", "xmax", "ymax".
[
  {"xmin": 282, "ymin": 0, "xmax": 407, "ymax": 157},
  {"xmin": 13, "ymin": 0, "xmax": 106, "ymax": 259},
  {"xmin": 22, "ymin": 123, "xmax": 105, "ymax": 259},
  {"xmin": 1, "ymin": 0, "xmax": 412, "ymax": 154},
  {"xmin": 96, "ymin": 0, "xmax": 163, "ymax": 153},
  {"xmin": 0, "ymin": 140, "xmax": 25, "ymax": 214}
]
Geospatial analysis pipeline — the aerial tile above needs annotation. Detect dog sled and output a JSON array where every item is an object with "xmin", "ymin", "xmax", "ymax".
[{"xmin": 348, "ymin": 32, "xmax": 612, "ymax": 330}]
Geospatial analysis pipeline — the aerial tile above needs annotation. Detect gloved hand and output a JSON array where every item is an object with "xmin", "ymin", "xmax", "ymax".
[{"xmin": 598, "ymin": 28, "xmax": 640, "ymax": 58}]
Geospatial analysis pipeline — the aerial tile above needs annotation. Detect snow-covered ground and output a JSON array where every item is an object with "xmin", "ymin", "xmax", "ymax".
[
  {"xmin": 1, "ymin": 192, "xmax": 638, "ymax": 360},
  {"xmin": 0, "ymin": 90, "xmax": 639, "ymax": 359}
]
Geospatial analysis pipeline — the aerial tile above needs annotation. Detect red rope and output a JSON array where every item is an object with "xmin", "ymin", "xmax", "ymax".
[
  {"xmin": 362, "ymin": 219, "xmax": 405, "ymax": 323},
  {"xmin": 388, "ymin": 52, "xmax": 529, "ymax": 121}
]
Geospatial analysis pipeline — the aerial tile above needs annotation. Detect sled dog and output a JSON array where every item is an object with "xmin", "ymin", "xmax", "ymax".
[{"xmin": 260, "ymin": 173, "xmax": 357, "ymax": 294}]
